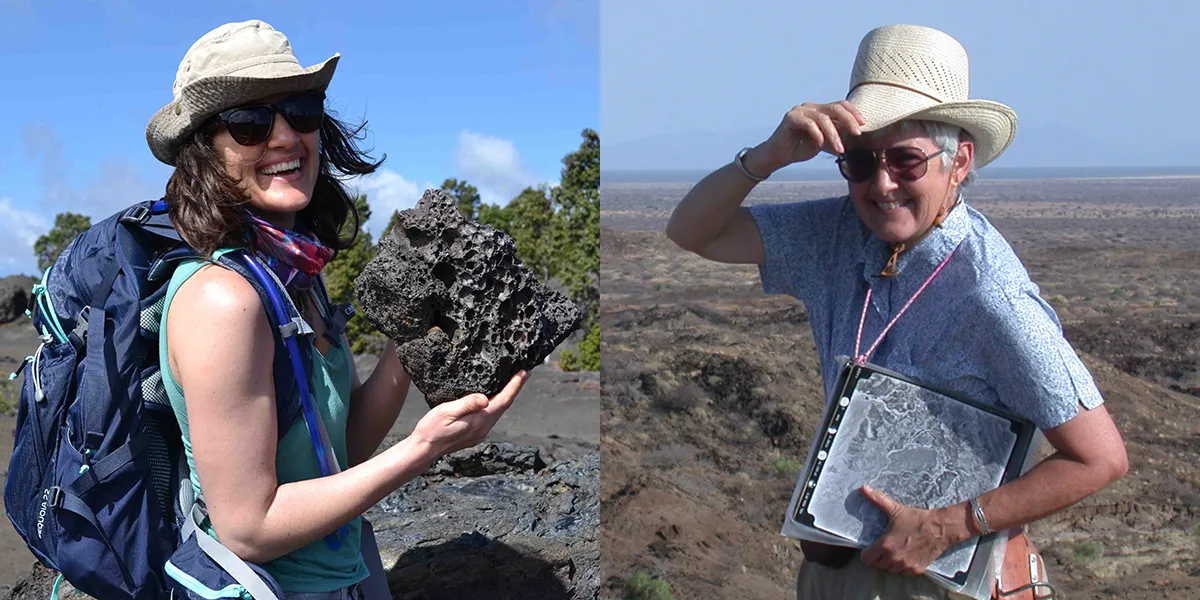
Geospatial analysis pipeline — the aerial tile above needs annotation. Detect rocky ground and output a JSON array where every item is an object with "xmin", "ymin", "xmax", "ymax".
[
  {"xmin": 600, "ymin": 178, "xmax": 1200, "ymax": 600},
  {"xmin": 3, "ymin": 442, "xmax": 598, "ymax": 600},
  {"xmin": 0, "ymin": 322, "xmax": 599, "ymax": 599}
]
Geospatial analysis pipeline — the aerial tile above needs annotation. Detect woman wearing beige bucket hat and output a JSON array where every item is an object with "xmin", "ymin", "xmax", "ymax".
[
  {"xmin": 667, "ymin": 24, "xmax": 1127, "ymax": 600},
  {"xmin": 147, "ymin": 19, "xmax": 528, "ymax": 599}
]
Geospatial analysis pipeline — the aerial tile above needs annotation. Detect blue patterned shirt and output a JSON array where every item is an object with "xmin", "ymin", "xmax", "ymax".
[{"xmin": 748, "ymin": 195, "xmax": 1103, "ymax": 431}]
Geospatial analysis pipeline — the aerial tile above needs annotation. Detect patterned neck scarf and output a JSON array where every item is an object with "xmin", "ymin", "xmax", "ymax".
[{"xmin": 245, "ymin": 212, "xmax": 333, "ymax": 291}]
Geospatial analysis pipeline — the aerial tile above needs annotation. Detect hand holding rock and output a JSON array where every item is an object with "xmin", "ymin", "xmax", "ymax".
[{"xmin": 410, "ymin": 370, "xmax": 529, "ymax": 458}]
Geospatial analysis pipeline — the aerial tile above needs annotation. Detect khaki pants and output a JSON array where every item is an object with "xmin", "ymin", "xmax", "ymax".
[{"xmin": 796, "ymin": 557, "xmax": 973, "ymax": 600}]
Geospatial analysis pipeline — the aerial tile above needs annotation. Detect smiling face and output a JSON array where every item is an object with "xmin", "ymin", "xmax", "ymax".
[
  {"xmin": 845, "ymin": 122, "xmax": 973, "ymax": 248},
  {"xmin": 210, "ymin": 93, "xmax": 321, "ymax": 230}
]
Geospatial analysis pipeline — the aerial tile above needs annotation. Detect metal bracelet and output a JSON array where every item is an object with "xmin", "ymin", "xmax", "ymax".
[
  {"xmin": 970, "ymin": 497, "xmax": 993, "ymax": 536},
  {"xmin": 734, "ymin": 147, "xmax": 767, "ymax": 182}
]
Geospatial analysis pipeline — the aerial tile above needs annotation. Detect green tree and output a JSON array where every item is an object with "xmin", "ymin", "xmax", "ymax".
[
  {"xmin": 480, "ymin": 185, "xmax": 556, "ymax": 282},
  {"xmin": 381, "ymin": 209, "xmax": 401, "ymax": 241},
  {"xmin": 323, "ymin": 195, "xmax": 381, "ymax": 354},
  {"xmin": 477, "ymin": 202, "xmax": 511, "ymax": 232},
  {"xmin": 549, "ymin": 128, "xmax": 600, "ymax": 325},
  {"xmin": 559, "ymin": 320, "xmax": 599, "ymax": 372},
  {"xmin": 441, "ymin": 177, "xmax": 482, "ymax": 220},
  {"xmin": 34, "ymin": 212, "xmax": 92, "ymax": 272}
]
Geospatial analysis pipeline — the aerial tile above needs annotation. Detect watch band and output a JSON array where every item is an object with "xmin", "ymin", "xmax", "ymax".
[{"xmin": 734, "ymin": 147, "xmax": 767, "ymax": 182}]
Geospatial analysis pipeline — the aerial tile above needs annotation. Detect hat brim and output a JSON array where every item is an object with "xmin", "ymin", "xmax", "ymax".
[
  {"xmin": 847, "ymin": 83, "xmax": 1017, "ymax": 168},
  {"xmin": 146, "ymin": 54, "xmax": 339, "ymax": 165}
]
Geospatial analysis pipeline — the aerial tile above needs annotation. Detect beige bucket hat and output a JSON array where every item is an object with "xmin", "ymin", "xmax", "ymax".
[
  {"xmin": 846, "ymin": 24, "xmax": 1017, "ymax": 168},
  {"xmin": 146, "ymin": 19, "xmax": 339, "ymax": 165}
]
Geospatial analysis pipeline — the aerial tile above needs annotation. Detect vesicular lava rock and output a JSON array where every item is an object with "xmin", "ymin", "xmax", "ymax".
[
  {"xmin": 0, "ymin": 275, "xmax": 37, "ymax": 325},
  {"xmin": 354, "ymin": 189, "xmax": 583, "ymax": 406}
]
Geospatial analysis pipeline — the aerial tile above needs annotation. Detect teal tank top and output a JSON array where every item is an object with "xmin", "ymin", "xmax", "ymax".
[{"xmin": 158, "ymin": 249, "xmax": 368, "ymax": 593}]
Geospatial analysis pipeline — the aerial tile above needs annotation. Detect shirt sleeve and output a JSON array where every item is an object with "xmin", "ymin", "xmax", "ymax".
[
  {"xmin": 747, "ymin": 197, "xmax": 848, "ymax": 302},
  {"xmin": 979, "ymin": 286, "xmax": 1105, "ymax": 430}
]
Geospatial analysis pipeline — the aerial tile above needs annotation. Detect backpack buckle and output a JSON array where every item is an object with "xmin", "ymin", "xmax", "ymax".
[
  {"xmin": 120, "ymin": 205, "xmax": 151, "ymax": 225},
  {"xmin": 279, "ymin": 318, "xmax": 301, "ymax": 339},
  {"xmin": 68, "ymin": 307, "xmax": 90, "ymax": 351},
  {"xmin": 47, "ymin": 486, "xmax": 64, "ymax": 509}
]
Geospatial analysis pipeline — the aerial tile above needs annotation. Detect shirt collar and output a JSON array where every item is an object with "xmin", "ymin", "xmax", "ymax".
[{"xmin": 860, "ymin": 194, "xmax": 971, "ymax": 283}]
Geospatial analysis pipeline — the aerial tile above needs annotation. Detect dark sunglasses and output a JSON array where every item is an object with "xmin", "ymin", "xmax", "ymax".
[
  {"xmin": 836, "ymin": 147, "xmax": 946, "ymax": 184},
  {"xmin": 210, "ymin": 91, "xmax": 326, "ymax": 146}
]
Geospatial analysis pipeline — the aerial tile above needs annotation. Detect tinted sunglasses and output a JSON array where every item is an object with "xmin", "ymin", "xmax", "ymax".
[
  {"xmin": 211, "ymin": 91, "xmax": 326, "ymax": 146},
  {"xmin": 836, "ymin": 147, "xmax": 946, "ymax": 184}
]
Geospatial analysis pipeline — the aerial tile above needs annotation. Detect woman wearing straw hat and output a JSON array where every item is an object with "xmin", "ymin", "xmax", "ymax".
[
  {"xmin": 149, "ymin": 20, "xmax": 528, "ymax": 599},
  {"xmin": 666, "ymin": 24, "xmax": 1127, "ymax": 599}
]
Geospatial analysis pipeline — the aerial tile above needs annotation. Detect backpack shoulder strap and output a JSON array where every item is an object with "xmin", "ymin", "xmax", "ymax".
[
  {"xmin": 209, "ymin": 251, "xmax": 306, "ymax": 439},
  {"xmin": 221, "ymin": 251, "xmax": 350, "ymax": 550},
  {"xmin": 180, "ymin": 503, "xmax": 281, "ymax": 600}
]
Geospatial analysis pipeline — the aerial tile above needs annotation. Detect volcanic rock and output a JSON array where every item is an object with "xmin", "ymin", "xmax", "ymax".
[
  {"xmin": 0, "ymin": 276, "xmax": 36, "ymax": 325},
  {"xmin": 371, "ymin": 443, "xmax": 600, "ymax": 599},
  {"xmin": 354, "ymin": 189, "xmax": 582, "ymax": 406},
  {"xmin": 4, "ymin": 444, "xmax": 600, "ymax": 600}
]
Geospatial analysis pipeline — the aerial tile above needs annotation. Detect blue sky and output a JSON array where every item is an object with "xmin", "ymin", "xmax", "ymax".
[
  {"xmin": 0, "ymin": 0, "xmax": 597, "ymax": 277},
  {"xmin": 601, "ymin": 0, "xmax": 1200, "ymax": 171}
]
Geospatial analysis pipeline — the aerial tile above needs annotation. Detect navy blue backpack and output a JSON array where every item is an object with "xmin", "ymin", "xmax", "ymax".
[{"xmin": 3, "ymin": 199, "xmax": 378, "ymax": 600}]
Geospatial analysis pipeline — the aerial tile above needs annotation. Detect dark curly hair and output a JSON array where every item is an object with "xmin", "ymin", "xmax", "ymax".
[{"xmin": 165, "ymin": 105, "xmax": 385, "ymax": 257}]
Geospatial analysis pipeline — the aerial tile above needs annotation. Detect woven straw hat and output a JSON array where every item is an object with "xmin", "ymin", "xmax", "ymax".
[
  {"xmin": 146, "ymin": 19, "xmax": 339, "ymax": 165},
  {"xmin": 846, "ymin": 24, "xmax": 1017, "ymax": 168}
]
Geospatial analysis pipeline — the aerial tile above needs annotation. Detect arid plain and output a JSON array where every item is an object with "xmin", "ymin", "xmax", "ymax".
[{"xmin": 600, "ymin": 176, "xmax": 1200, "ymax": 599}]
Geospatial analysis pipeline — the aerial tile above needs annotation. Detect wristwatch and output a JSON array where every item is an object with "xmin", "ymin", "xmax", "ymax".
[{"xmin": 734, "ymin": 147, "xmax": 767, "ymax": 182}]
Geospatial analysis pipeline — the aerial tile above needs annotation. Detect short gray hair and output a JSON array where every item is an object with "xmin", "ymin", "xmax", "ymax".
[{"xmin": 863, "ymin": 120, "xmax": 977, "ymax": 187}]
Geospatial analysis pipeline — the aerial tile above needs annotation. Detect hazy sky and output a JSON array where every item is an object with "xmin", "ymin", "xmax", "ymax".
[
  {"xmin": 601, "ymin": 0, "xmax": 1200, "ymax": 169},
  {"xmin": 0, "ymin": 0, "xmax": 597, "ymax": 277}
]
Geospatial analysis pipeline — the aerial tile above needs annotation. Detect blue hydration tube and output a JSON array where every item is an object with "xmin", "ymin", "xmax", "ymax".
[{"xmin": 235, "ymin": 252, "xmax": 348, "ymax": 550}]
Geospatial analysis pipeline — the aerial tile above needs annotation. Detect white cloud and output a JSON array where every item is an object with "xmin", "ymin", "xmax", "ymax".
[
  {"xmin": 23, "ymin": 122, "xmax": 162, "ymax": 220},
  {"xmin": 455, "ymin": 131, "xmax": 539, "ymax": 206},
  {"xmin": 0, "ymin": 197, "xmax": 50, "ymax": 277},
  {"xmin": 351, "ymin": 169, "xmax": 435, "ymax": 239}
]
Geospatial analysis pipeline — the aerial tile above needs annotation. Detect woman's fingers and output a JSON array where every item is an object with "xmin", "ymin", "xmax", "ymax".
[
  {"xmin": 483, "ymin": 370, "xmax": 529, "ymax": 417},
  {"xmin": 827, "ymin": 102, "xmax": 864, "ymax": 138},
  {"xmin": 783, "ymin": 112, "xmax": 823, "ymax": 153},
  {"xmin": 847, "ymin": 100, "xmax": 867, "ymax": 125},
  {"xmin": 761, "ymin": 101, "xmax": 867, "ymax": 170},
  {"xmin": 812, "ymin": 112, "xmax": 843, "ymax": 154}
]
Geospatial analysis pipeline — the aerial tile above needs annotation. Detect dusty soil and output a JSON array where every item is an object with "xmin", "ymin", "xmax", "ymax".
[
  {"xmin": 0, "ymin": 321, "xmax": 597, "ymax": 596},
  {"xmin": 600, "ymin": 178, "xmax": 1200, "ymax": 600}
]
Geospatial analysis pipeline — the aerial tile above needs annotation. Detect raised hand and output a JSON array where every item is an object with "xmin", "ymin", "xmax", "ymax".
[{"xmin": 751, "ymin": 101, "xmax": 866, "ymax": 176}]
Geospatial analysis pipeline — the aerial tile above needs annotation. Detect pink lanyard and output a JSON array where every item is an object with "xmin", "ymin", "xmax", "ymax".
[{"xmin": 853, "ymin": 244, "xmax": 961, "ymax": 365}]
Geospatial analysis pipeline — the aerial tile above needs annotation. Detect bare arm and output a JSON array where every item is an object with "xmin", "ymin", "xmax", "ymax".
[
  {"xmin": 664, "ymin": 158, "xmax": 770, "ymax": 265},
  {"xmin": 665, "ymin": 101, "xmax": 864, "ymax": 264},
  {"xmin": 169, "ymin": 265, "xmax": 527, "ymax": 563},
  {"xmin": 861, "ymin": 403, "xmax": 1128, "ymax": 575},
  {"xmin": 954, "ymin": 403, "xmax": 1128, "ymax": 534},
  {"xmin": 345, "ymin": 338, "xmax": 410, "ymax": 466}
]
